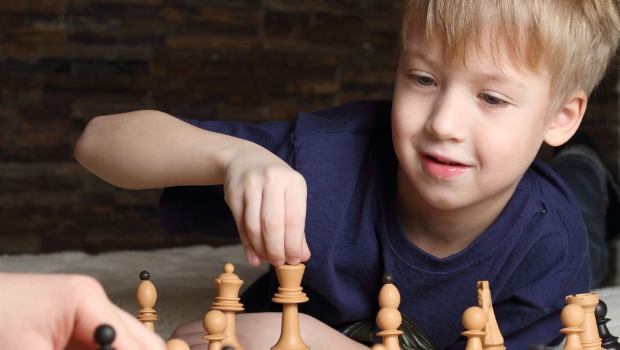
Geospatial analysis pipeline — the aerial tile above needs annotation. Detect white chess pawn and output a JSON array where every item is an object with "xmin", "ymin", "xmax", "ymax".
[
  {"xmin": 203, "ymin": 309, "xmax": 228, "ymax": 350},
  {"xmin": 561, "ymin": 304, "xmax": 586, "ymax": 350},
  {"xmin": 166, "ymin": 338, "xmax": 190, "ymax": 350},
  {"xmin": 461, "ymin": 306, "xmax": 487, "ymax": 350}
]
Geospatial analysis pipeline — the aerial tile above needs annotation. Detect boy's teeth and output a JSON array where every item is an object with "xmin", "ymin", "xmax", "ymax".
[{"xmin": 432, "ymin": 156, "xmax": 458, "ymax": 165}]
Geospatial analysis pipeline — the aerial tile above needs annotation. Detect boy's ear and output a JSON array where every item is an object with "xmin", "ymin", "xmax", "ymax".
[{"xmin": 543, "ymin": 91, "xmax": 587, "ymax": 147}]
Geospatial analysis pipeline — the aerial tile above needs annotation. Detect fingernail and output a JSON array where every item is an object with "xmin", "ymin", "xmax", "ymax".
[
  {"xmin": 247, "ymin": 253, "xmax": 262, "ymax": 266},
  {"xmin": 287, "ymin": 257, "xmax": 300, "ymax": 265},
  {"xmin": 251, "ymin": 255, "xmax": 262, "ymax": 266},
  {"xmin": 272, "ymin": 259, "xmax": 284, "ymax": 266}
]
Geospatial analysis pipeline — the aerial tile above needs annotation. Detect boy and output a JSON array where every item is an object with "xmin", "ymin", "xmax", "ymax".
[{"xmin": 74, "ymin": 0, "xmax": 620, "ymax": 348}]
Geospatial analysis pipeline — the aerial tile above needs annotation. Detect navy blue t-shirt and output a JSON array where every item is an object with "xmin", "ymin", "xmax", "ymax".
[{"xmin": 159, "ymin": 100, "xmax": 590, "ymax": 349}]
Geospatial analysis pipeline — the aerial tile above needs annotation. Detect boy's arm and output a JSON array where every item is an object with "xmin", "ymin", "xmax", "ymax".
[
  {"xmin": 171, "ymin": 312, "xmax": 371, "ymax": 350},
  {"xmin": 75, "ymin": 111, "xmax": 310, "ymax": 266},
  {"xmin": 75, "ymin": 110, "xmax": 255, "ymax": 189}
]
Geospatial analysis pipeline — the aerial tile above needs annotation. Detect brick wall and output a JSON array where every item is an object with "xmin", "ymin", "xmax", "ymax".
[
  {"xmin": 581, "ymin": 60, "xmax": 620, "ymax": 177},
  {"xmin": 0, "ymin": 0, "xmax": 402, "ymax": 254},
  {"xmin": 0, "ymin": 1, "xmax": 617, "ymax": 254}
]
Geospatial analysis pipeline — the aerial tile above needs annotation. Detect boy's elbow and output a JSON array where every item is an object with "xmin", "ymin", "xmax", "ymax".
[{"xmin": 74, "ymin": 115, "xmax": 107, "ymax": 167}]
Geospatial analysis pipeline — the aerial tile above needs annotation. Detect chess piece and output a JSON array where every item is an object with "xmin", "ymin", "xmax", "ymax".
[
  {"xmin": 461, "ymin": 306, "xmax": 487, "ymax": 350},
  {"xmin": 595, "ymin": 299, "xmax": 620, "ymax": 350},
  {"xmin": 376, "ymin": 274, "xmax": 403, "ymax": 350},
  {"xmin": 203, "ymin": 309, "xmax": 229, "ymax": 350},
  {"xmin": 477, "ymin": 281, "xmax": 505, "ymax": 350},
  {"xmin": 372, "ymin": 344, "xmax": 388, "ymax": 350},
  {"xmin": 94, "ymin": 324, "xmax": 116, "ymax": 350},
  {"xmin": 271, "ymin": 263, "xmax": 310, "ymax": 350},
  {"xmin": 561, "ymin": 303, "xmax": 586, "ymax": 350},
  {"xmin": 566, "ymin": 293, "xmax": 603, "ymax": 349},
  {"xmin": 212, "ymin": 263, "xmax": 245, "ymax": 350},
  {"xmin": 136, "ymin": 270, "xmax": 159, "ymax": 331},
  {"xmin": 166, "ymin": 338, "xmax": 191, "ymax": 350}
]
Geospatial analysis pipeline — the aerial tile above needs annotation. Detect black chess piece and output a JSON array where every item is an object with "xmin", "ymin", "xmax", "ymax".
[
  {"xmin": 596, "ymin": 299, "xmax": 620, "ymax": 350},
  {"xmin": 94, "ymin": 324, "xmax": 116, "ymax": 350},
  {"xmin": 140, "ymin": 270, "xmax": 150, "ymax": 281}
]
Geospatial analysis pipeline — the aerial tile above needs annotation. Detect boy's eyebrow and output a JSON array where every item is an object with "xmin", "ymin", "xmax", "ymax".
[{"xmin": 402, "ymin": 47, "xmax": 435, "ymax": 64}]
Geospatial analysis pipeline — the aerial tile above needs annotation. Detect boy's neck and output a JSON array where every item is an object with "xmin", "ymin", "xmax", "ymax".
[{"xmin": 396, "ymin": 167, "xmax": 515, "ymax": 259}]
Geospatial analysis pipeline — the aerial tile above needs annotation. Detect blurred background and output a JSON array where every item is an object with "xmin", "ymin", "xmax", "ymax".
[{"xmin": 0, "ymin": 0, "xmax": 618, "ymax": 254}]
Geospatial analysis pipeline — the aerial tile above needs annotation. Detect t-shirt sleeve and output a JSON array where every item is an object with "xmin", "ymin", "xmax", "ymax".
[{"xmin": 158, "ymin": 118, "xmax": 295, "ymax": 237}]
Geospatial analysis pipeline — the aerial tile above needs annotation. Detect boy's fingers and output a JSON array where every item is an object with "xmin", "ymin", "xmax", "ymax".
[
  {"xmin": 242, "ymin": 240, "xmax": 263, "ymax": 266},
  {"xmin": 261, "ymin": 186, "xmax": 286, "ymax": 266},
  {"xmin": 242, "ymin": 190, "xmax": 266, "ymax": 260},
  {"xmin": 283, "ymin": 181, "xmax": 307, "ymax": 265},
  {"xmin": 302, "ymin": 234, "xmax": 311, "ymax": 262},
  {"xmin": 229, "ymin": 200, "xmax": 263, "ymax": 266}
]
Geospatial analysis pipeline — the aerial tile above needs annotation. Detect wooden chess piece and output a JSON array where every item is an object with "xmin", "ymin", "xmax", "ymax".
[
  {"xmin": 595, "ymin": 299, "xmax": 620, "ymax": 350},
  {"xmin": 561, "ymin": 303, "xmax": 586, "ymax": 350},
  {"xmin": 461, "ymin": 306, "xmax": 487, "ymax": 350},
  {"xmin": 203, "ymin": 309, "xmax": 229, "ymax": 350},
  {"xmin": 166, "ymin": 338, "xmax": 191, "ymax": 350},
  {"xmin": 376, "ymin": 274, "xmax": 403, "ymax": 350},
  {"xmin": 136, "ymin": 270, "xmax": 159, "ymax": 332},
  {"xmin": 566, "ymin": 293, "xmax": 604, "ymax": 350},
  {"xmin": 271, "ymin": 263, "xmax": 310, "ymax": 350},
  {"xmin": 212, "ymin": 263, "xmax": 245, "ymax": 350},
  {"xmin": 372, "ymin": 344, "xmax": 388, "ymax": 350},
  {"xmin": 94, "ymin": 324, "xmax": 116, "ymax": 350},
  {"xmin": 477, "ymin": 281, "xmax": 505, "ymax": 350}
]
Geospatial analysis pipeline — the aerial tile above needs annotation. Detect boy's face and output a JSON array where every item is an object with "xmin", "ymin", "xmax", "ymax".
[{"xmin": 392, "ymin": 34, "xmax": 554, "ymax": 215}]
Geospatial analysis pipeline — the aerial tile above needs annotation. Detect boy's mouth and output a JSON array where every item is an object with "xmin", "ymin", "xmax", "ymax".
[
  {"xmin": 420, "ymin": 152, "xmax": 471, "ymax": 179},
  {"xmin": 427, "ymin": 154, "xmax": 463, "ymax": 166}
]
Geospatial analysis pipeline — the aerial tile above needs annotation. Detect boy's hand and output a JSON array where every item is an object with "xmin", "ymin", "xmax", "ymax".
[{"xmin": 223, "ymin": 146, "xmax": 311, "ymax": 266}]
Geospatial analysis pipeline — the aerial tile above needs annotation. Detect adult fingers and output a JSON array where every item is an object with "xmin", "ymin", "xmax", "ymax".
[{"xmin": 69, "ymin": 276, "xmax": 166, "ymax": 350}]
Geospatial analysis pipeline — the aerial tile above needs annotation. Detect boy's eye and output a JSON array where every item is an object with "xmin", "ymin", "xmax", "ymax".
[
  {"xmin": 479, "ymin": 93, "xmax": 508, "ymax": 107},
  {"xmin": 410, "ymin": 74, "xmax": 437, "ymax": 87}
]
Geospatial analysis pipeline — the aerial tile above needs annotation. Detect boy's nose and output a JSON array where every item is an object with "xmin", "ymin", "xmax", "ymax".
[{"xmin": 424, "ymin": 92, "xmax": 467, "ymax": 142}]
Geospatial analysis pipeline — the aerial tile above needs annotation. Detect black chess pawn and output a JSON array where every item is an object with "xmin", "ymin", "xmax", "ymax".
[
  {"xmin": 94, "ymin": 324, "xmax": 116, "ymax": 350},
  {"xmin": 596, "ymin": 299, "xmax": 620, "ymax": 350}
]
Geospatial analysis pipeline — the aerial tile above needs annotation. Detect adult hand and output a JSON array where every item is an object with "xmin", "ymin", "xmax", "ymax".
[{"xmin": 0, "ymin": 272, "xmax": 166, "ymax": 350}]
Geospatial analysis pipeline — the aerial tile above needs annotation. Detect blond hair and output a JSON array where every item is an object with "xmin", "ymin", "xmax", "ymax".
[{"xmin": 401, "ymin": 0, "xmax": 620, "ymax": 113}]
